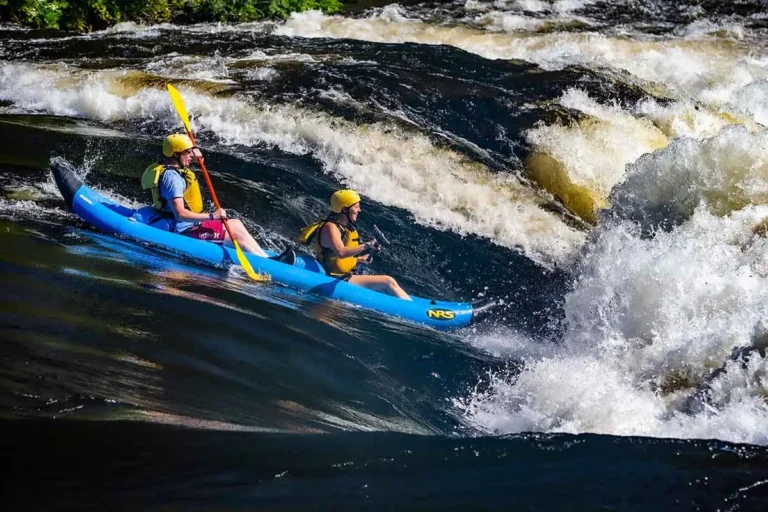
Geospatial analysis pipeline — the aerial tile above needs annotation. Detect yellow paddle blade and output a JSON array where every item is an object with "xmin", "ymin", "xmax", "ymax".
[
  {"xmin": 167, "ymin": 84, "xmax": 192, "ymax": 134},
  {"xmin": 233, "ymin": 240, "xmax": 270, "ymax": 282}
]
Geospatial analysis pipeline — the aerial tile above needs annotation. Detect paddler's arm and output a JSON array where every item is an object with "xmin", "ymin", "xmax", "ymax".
[
  {"xmin": 160, "ymin": 170, "xmax": 224, "ymax": 223},
  {"xmin": 322, "ymin": 223, "xmax": 375, "ymax": 258},
  {"xmin": 169, "ymin": 198, "xmax": 226, "ymax": 222}
]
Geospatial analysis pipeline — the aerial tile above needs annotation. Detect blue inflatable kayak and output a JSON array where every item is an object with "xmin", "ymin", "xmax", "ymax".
[{"xmin": 51, "ymin": 158, "xmax": 495, "ymax": 330}]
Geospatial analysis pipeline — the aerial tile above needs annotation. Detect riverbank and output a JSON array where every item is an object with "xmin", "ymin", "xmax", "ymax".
[{"xmin": 0, "ymin": 0, "xmax": 343, "ymax": 32}]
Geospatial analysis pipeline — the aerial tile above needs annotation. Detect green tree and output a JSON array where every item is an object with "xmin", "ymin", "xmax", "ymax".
[
  {"xmin": 6, "ymin": 0, "xmax": 69, "ymax": 28},
  {"xmin": 0, "ymin": 0, "xmax": 343, "ymax": 31}
]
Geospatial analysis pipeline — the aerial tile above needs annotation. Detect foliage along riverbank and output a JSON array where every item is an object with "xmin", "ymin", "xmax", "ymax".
[{"xmin": 0, "ymin": 0, "xmax": 343, "ymax": 32}]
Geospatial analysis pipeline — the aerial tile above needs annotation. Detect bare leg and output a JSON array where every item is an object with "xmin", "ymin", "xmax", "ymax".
[
  {"xmin": 223, "ymin": 219, "xmax": 268, "ymax": 257},
  {"xmin": 349, "ymin": 274, "xmax": 412, "ymax": 301}
]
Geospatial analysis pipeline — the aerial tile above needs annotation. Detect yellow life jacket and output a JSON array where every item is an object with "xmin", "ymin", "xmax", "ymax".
[
  {"xmin": 299, "ymin": 219, "xmax": 359, "ymax": 276},
  {"xmin": 140, "ymin": 164, "xmax": 204, "ymax": 213}
]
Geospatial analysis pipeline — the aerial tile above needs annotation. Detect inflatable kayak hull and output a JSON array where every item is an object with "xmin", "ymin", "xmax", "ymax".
[{"xmin": 52, "ymin": 158, "xmax": 494, "ymax": 330}]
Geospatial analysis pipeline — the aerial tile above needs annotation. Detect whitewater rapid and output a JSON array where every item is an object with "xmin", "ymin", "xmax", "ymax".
[
  {"xmin": 464, "ymin": 127, "xmax": 768, "ymax": 445},
  {"xmin": 0, "ymin": 61, "xmax": 583, "ymax": 266},
  {"xmin": 277, "ymin": 6, "xmax": 768, "ymax": 221},
  {"xmin": 3, "ymin": 0, "xmax": 768, "ymax": 446}
]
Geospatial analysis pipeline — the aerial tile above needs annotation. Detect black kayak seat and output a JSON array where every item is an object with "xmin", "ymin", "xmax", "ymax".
[{"xmin": 269, "ymin": 247, "xmax": 296, "ymax": 266}]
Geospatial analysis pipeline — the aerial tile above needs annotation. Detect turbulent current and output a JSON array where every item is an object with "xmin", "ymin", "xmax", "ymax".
[{"xmin": 2, "ymin": 0, "xmax": 768, "ymax": 509}]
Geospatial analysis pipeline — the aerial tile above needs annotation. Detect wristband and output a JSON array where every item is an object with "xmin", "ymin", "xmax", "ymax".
[{"xmin": 209, "ymin": 212, "xmax": 214, "ymax": 221}]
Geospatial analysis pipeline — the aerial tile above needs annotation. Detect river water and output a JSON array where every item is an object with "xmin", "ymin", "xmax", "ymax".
[{"xmin": 2, "ymin": 0, "xmax": 768, "ymax": 509}]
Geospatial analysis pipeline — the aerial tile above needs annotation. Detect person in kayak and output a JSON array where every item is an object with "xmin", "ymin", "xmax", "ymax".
[
  {"xmin": 140, "ymin": 133, "xmax": 294, "ymax": 263},
  {"xmin": 299, "ymin": 189, "xmax": 411, "ymax": 300}
]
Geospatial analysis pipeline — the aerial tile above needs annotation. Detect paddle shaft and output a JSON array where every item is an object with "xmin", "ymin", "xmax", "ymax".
[
  {"xmin": 372, "ymin": 224, "xmax": 390, "ymax": 247},
  {"xmin": 183, "ymin": 131, "xmax": 238, "ymax": 243}
]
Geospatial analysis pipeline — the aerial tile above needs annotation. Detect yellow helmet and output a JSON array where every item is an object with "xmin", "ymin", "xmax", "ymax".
[
  {"xmin": 162, "ymin": 134, "xmax": 195, "ymax": 157},
  {"xmin": 330, "ymin": 189, "xmax": 361, "ymax": 213}
]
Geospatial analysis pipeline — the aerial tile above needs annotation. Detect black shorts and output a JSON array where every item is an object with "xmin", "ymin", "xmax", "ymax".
[{"xmin": 330, "ymin": 272, "xmax": 353, "ymax": 282}]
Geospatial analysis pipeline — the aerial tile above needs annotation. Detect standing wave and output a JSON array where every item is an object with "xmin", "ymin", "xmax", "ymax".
[
  {"xmin": 458, "ymin": 127, "xmax": 768, "ymax": 445},
  {"xmin": 0, "ymin": 62, "xmax": 584, "ymax": 266}
]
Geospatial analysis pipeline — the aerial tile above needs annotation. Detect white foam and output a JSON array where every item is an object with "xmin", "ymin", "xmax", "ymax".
[
  {"xmin": 526, "ymin": 88, "xmax": 667, "ymax": 196},
  {"xmin": 0, "ymin": 194, "xmax": 74, "ymax": 221},
  {"xmin": 460, "ymin": 205, "xmax": 768, "ymax": 444},
  {"xmin": 522, "ymin": 91, "xmax": 765, "ymax": 220},
  {"xmin": 463, "ymin": 0, "xmax": 494, "ymax": 12},
  {"xmin": 634, "ymin": 98, "xmax": 758, "ymax": 139},
  {"xmin": 200, "ymin": 100, "xmax": 584, "ymax": 265},
  {"xmin": 458, "ymin": 355, "xmax": 666, "ymax": 435},
  {"xmin": 245, "ymin": 67, "xmax": 278, "ymax": 81},
  {"xmin": 464, "ymin": 0, "xmax": 592, "ymax": 14},
  {"xmin": 145, "ymin": 53, "xmax": 235, "ymax": 83},
  {"xmin": 675, "ymin": 18, "xmax": 746, "ymax": 40},
  {"xmin": 512, "ymin": 0, "xmax": 549, "ymax": 12},
  {"xmin": 611, "ymin": 126, "xmax": 768, "ymax": 225},
  {"xmin": 315, "ymin": 88, "xmax": 359, "ymax": 105},
  {"xmin": 0, "ymin": 63, "xmax": 176, "ymax": 122},
  {"xmin": 275, "ymin": 11, "xmax": 768, "ymax": 119},
  {"xmin": 466, "ymin": 325, "xmax": 557, "ymax": 359},
  {"xmin": 142, "ymin": 50, "xmax": 322, "ymax": 84},
  {"xmin": 238, "ymin": 50, "xmax": 318, "ymax": 64},
  {"xmin": 459, "ymin": 127, "xmax": 768, "ymax": 445},
  {"xmin": 728, "ymin": 79, "xmax": 768, "ymax": 127},
  {"xmin": 474, "ymin": 11, "xmax": 549, "ymax": 32},
  {"xmin": 0, "ymin": 23, "xmax": 27, "ymax": 31},
  {"xmin": 551, "ymin": 0, "xmax": 594, "ymax": 13},
  {"xmin": 100, "ymin": 21, "xmax": 178, "ymax": 37},
  {"xmin": 526, "ymin": 90, "xmax": 765, "ymax": 217},
  {"xmin": 540, "ymin": 88, "xmax": 667, "ymax": 188}
]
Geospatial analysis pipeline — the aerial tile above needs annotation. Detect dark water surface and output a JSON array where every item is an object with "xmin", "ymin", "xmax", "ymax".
[{"xmin": 4, "ymin": 419, "xmax": 768, "ymax": 510}]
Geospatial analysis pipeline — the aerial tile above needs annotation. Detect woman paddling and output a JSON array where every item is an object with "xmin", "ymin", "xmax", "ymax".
[{"xmin": 299, "ymin": 190, "xmax": 411, "ymax": 300}]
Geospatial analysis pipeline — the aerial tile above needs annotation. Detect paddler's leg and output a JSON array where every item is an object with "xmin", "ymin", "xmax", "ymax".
[
  {"xmin": 349, "ymin": 275, "xmax": 412, "ymax": 301},
  {"xmin": 223, "ymin": 219, "xmax": 268, "ymax": 258}
]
